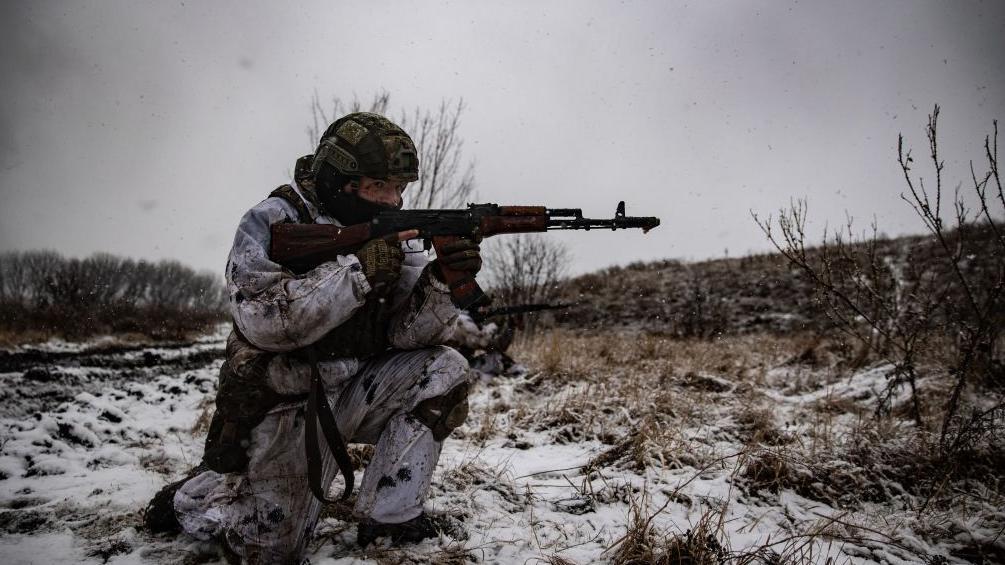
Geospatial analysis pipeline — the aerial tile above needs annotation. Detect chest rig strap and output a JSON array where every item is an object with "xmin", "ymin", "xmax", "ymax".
[{"xmin": 269, "ymin": 184, "xmax": 315, "ymax": 224}]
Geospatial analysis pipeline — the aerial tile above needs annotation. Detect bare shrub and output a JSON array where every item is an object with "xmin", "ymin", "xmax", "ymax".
[
  {"xmin": 484, "ymin": 234, "xmax": 571, "ymax": 336},
  {"xmin": 754, "ymin": 106, "xmax": 1005, "ymax": 448},
  {"xmin": 399, "ymin": 99, "xmax": 476, "ymax": 210},
  {"xmin": 677, "ymin": 269, "xmax": 729, "ymax": 339},
  {"xmin": 753, "ymin": 204, "xmax": 941, "ymax": 425}
]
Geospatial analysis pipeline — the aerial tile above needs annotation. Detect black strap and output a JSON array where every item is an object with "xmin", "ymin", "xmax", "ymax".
[
  {"xmin": 305, "ymin": 348, "xmax": 355, "ymax": 503},
  {"xmin": 269, "ymin": 184, "xmax": 315, "ymax": 224}
]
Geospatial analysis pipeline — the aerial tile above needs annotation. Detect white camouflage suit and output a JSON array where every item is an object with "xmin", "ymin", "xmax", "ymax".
[{"xmin": 173, "ymin": 179, "xmax": 469, "ymax": 563}]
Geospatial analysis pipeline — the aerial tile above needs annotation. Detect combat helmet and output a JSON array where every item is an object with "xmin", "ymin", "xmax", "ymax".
[
  {"xmin": 309, "ymin": 112, "xmax": 419, "ymax": 224},
  {"xmin": 311, "ymin": 112, "xmax": 419, "ymax": 183}
]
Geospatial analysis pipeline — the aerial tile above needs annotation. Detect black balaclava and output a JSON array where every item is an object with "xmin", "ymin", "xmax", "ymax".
[{"xmin": 314, "ymin": 161, "xmax": 400, "ymax": 226}]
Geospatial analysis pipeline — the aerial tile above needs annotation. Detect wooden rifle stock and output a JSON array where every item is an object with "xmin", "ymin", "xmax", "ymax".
[{"xmin": 270, "ymin": 223, "xmax": 373, "ymax": 274}]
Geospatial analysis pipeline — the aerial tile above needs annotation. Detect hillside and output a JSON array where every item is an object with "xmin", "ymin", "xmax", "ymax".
[{"xmin": 551, "ymin": 227, "xmax": 999, "ymax": 337}]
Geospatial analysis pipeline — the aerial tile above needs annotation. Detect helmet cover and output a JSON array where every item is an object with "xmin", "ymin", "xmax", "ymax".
[{"xmin": 312, "ymin": 112, "xmax": 419, "ymax": 183}]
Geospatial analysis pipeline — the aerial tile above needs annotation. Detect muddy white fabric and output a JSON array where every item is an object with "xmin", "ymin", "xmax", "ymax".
[
  {"xmin": 226, "ymin": 182, "xmax": 436, "ymax": 358},
  {"xmin": 450, "ymin": 311, "xmax": 500, "ymax": 351},
  {"xmin": 173, "ymin": 179, "xmax": 467, "ymax": 563},
  {"xmin": 175, "ymin": 346, "xmax": 468, "ymax": 563}
]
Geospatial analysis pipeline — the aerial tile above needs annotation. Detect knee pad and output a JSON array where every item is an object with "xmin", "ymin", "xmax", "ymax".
[{"xmin": 411, "ymin": 381, "xmax": 470, "ymax": 441}]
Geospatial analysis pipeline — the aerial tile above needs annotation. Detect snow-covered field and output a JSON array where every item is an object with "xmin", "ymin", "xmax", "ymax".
[{"xmin": 1, "ymin": 329, "xmax": 1002, "ymax": 564}]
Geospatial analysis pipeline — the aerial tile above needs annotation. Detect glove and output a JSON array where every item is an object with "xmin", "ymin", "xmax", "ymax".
[
  {"xmin": 357, "ymin": 237, "xmax": 405, "ymax": 293},
  {"xmin": 435, "ymin": 236, "xmax": 482, "ymax": 279}
]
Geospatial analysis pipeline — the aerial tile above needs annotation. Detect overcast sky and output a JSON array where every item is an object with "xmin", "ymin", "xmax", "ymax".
[{"xmin": 2, "ymin": 0, "xmax": 1003, "ymax": 277}]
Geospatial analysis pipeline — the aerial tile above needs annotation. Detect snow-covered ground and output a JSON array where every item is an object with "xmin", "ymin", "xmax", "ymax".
[{"xmin": 0, "ymin": 330, "xmax": 1001, "ymax": 564}]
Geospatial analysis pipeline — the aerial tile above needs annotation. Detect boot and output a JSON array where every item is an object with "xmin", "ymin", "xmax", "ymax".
[
  {"xmin": 357, "ymin": 513, "xmax": 442, "ymax": 548},
  {"xmin": 143, "ymin": 464, "xmax": 206, "ymax": 534},
  {"xmin": 143, "ymin": 477, "xmax": 188, "ymax": 534}
]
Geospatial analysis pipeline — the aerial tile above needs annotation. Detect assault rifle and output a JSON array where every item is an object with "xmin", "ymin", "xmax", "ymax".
[
  {"xmin": 271, "ymin": 200, "xmax": 659, "ymax": 309},
  {"xmin": 470, "ymin": 302, "xmax": 573, "ymax": 323}
]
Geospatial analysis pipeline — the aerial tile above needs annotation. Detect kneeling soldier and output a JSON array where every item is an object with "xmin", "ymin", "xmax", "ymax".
[{"xmin": 145, "ymin": 112, "xmax": 480, "ymax": 563}]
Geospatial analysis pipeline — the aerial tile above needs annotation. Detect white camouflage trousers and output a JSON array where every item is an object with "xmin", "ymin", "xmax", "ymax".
[{"xmin": 174, "ymin": 345, "xmax": 469, "ymax": 564}]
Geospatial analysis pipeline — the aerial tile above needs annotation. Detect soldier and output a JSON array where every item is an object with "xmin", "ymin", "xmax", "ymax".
[{"xmin": 144, "ymin": 112, "xmax": 481, "ymax": 563}]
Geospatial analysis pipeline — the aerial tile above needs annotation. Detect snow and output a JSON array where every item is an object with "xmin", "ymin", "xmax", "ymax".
[
  {"xmin": 0, "ymin": 532, "xmax": 79, "ymax": 564},
  {"xmin": 0, "ymin": 331, "xmax": 1000, "ymax": 564}
]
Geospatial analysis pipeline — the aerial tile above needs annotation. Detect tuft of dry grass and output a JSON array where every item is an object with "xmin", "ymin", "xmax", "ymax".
[
  {"xmin": 607, "ymin": 490, "xmax": 728, "ymax": 565},
  {"xmin": 586, "ymin": 417, "xmax": 708, "ymax": 473},
  {"xmin": 189, "ymin": 397, "xmax": 215, "ymax": 437},
  {"xmin": 540, "ymin": 332, "xmax": 566, "ymax": 375},
  {"xmin": 736, "ymin": 401, "xmax": 790, "ymax": 446},
  {"xmin": 469, "ymin": 410, "xmax": 501, "ymax": 444}
]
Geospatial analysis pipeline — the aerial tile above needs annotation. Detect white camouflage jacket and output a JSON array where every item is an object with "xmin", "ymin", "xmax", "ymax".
[{"xmin": 225, "ymin": 180, "xmax": 459, "ymax": 396}]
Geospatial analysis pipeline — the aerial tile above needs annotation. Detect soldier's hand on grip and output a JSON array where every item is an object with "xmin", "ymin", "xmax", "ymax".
[
  {"xmin": 357, "ymin": 230, "xmax": 416, "ymax": 293},
  {"xmin": 436, "ymin": 235, "xmax": 483, "ymax": 278}
]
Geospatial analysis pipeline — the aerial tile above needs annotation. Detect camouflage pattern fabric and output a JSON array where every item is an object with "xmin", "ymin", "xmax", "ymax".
[
  {"xmin": 174, "ymin": 346, "xmax": 469, "ymax": 563},
  {"xmin": 313, "ymin": 112, "xmax": 419, "ymax": 182},
  {"xmin": 171, "ymin": 172, "xmax": 464, "ymax": 564}
]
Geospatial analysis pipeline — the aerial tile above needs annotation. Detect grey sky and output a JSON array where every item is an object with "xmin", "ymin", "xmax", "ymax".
[{"xmin": 2, "ymin": 0, "xmax": 1003, "ymax": 277}]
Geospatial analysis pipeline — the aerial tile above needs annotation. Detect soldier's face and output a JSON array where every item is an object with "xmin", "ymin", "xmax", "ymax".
[{"xmin": 346, "ymin": 177, "xmax": 406, "ymax": 208}]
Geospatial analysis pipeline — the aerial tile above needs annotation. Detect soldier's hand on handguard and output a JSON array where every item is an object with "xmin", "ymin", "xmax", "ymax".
[
  {"xmin": 358, "ymin": 229, "xmax": 419, "ymax": 294},
  {"xmin": 435, "ymin": 234, "xmax": 483, "ymax": 279}
]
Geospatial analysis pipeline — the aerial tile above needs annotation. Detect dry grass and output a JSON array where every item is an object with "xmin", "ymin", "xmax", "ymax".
[
  {"xmin": 510, "ymin": 331, "xmax": 813, "ymax": 470},
  {"xmin": 527, "ymin": 555, "xmax": 579, "ymax": 565},
  {"xmin": 607, "ymin": 491, "xmax": 728, "ymax": 565},
  {"xmin": 501, "ymin": 327, "xmax": 1005, "ymax": 559},
  {"xmin": 189, "ymin": 397, "xmax": 215, "ymax": 436},
  {"xmin": 0, "ymin": 328, "xmax": 61, "ymax": 349},
  {"xmin": 736, "ymin": 401, "xmax": 790, "ymax": 446}
]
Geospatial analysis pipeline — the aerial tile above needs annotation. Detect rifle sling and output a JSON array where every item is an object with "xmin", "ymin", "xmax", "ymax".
[{"xmin": 305, "ymin": 347, "xmax": 355, "ymax": 503}]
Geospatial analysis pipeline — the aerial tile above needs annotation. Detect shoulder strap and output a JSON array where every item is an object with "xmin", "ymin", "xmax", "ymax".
[{"xmin": 269, "ymin": 184, "xmax": 315, "ymax": 225}]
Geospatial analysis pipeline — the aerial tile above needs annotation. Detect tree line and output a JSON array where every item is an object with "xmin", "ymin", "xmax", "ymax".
[{"xmin": 0, "ymin": 250, "xmax": 227, "ymax": 340}]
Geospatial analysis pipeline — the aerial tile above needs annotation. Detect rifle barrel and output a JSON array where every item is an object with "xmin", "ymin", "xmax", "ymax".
[
  {"xmin": 546, "ymin": 208, "xmax": 583, "ymax": 218},
  {"xmin": 545, "ymin": 201, "xmax": 660, "ymax": 233},
  {"xmin": 546, "ymin": 217, "xmax": 660, "ymax": 232}
]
